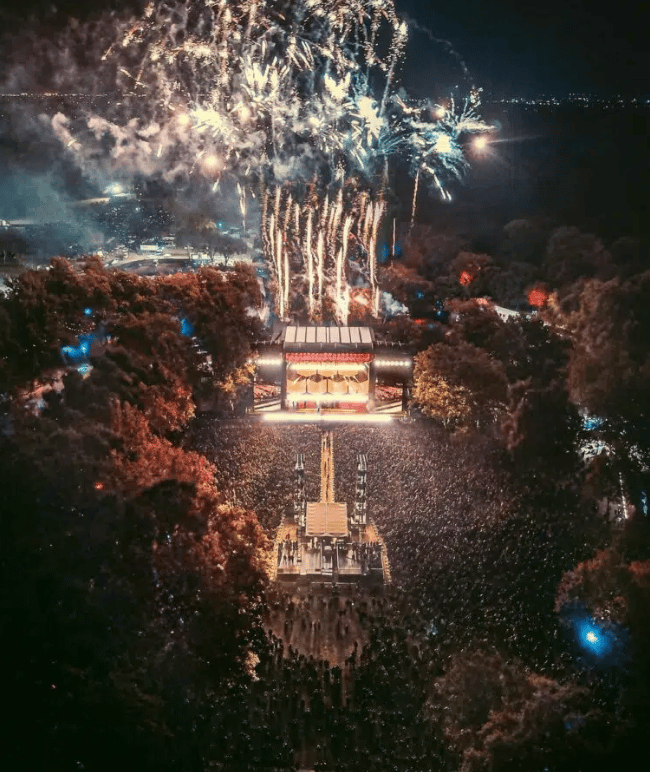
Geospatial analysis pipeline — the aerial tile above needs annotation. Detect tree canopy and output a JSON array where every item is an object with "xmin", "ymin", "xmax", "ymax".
[{"xmin": 413, "ymin": 339, "xmax": 508, "ymax": 427}]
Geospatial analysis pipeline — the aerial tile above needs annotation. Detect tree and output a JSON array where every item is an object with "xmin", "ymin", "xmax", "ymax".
[
  {"xmin": 205, "ymin": 231, "xmax": 248, "ymax": 263},
  {"xmin": 556, "ymin": 518, "xmax": 650, "ymax": 652},
  {"xmin": 449, "ymin": 251, "xmax": 495, "ymax": 297},
  {"xmin": 0, "ymin": 259, "xmax": 262, "ymax": 422},
  {"xmin": 485, "ymin": 261, "xmax": 537, "ymax": 308},
  {"xmin": 375, "ymin": 315, "xmax": 446, "ymax": 352},
  {"xmin": 556, "ymin": 530, "xmax": 650, "ymax": 764},
  {"xmin": 158, "ymin": 265, "xmax": 262, "ymax": 377},
  {"xmin": 398, "ymin": 222, "xmax": 469, "ymax": 276},
  {"xmin": 0, "ymin": 259, "xmax": 88, "ymax": 388},
  {"xmin": 0, "ymin": 434, "xmax": 268, "ymax": 771},
  {"xmin": 497, "ymin": 218, "xmax": 550, "ymax": 267},
  {"xmin": 609, "ymin": 236, "xmax": 645, "ymax": 280},
  {"xmin": 500, "ymin": 379, "xmax": 582, "ymax": 489},
  {"xmin": 428, "ymin": 649, "xmax": 607, "ymax": 772},
  {"xmin": 378, "ymin": 261, "xmax": 433, "ymax": 307},
  {"xmin": 0, "ymin": 255, "xmax": 272, "ymax": 770},
  {"xmin": 553, "ymin": 271, "xmax": 650, "ymax": 508},
  {"xmin": 413, "ymin": 340, "xmax": 508, "ymax": 427},
  {"xmin": 104, "ymin": 312, "xmax": 198, "ymax": 434},
  {"xmin": 544, "ymin": 226, "xmax": 613, "ymax": 288}
]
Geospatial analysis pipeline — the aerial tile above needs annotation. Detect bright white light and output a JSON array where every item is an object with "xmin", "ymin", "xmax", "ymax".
[
  {"xmin": 176, "ymin": 112, "xmax": 191, "ymax": 127},
  {"xmin": 434, "ymin": 135, "xmax": 452, "ymax": 154},
  {"xmin": 374, "ymin": 359, "xmax": 412, "ymax": 367},
  {"xmin": 263, "ymin": 412, "xmax": 392, "ymax": 424},
  {"xmin": 238, "ymin": 105, "xmax": 251, "ymax": 122},
  {"xmin": 254, "ymin": 357, "xmax": 283, "ymax": 366},
  {"xmin": 586, "ymin": 631, "xmax": 598, "ymax": 644},
  {"xmin": 324, "ymin": 72, "xmax": 350, "ymax": 102},
  {"xmin": 474, "ymin": 135, "xmax": 489, "ymax": 151},
  {"xmin": 357, "ymin": 95, "xmax": 382, "ymax": 139},
  {"xmin": 287, "ymin": 362, "xmax": 368, "ymax": 372},
  {"xmin": 287, "ymin": 393, "xmax": 369, "ymax": 404},
  {"xmin": 203, "ymin": 154, "xmax": 222, "ymax": 171},
  {"xmin": 435, "ymin": 106, "xmax": 446, "ymax": 119}
]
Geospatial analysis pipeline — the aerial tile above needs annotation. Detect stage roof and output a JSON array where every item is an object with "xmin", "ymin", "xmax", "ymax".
[
  {"xmin": 282, "ymin": 326, "xmax": 374, "ymax": 351},
  {"xmin": 305, "ymin": 502, "xmax": 349, "ymax": 537}
]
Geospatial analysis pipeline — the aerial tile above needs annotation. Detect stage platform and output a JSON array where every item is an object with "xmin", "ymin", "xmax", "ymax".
[{"xmin": 251, "ymin": 324, "xmax": 411, "ymax": 419}]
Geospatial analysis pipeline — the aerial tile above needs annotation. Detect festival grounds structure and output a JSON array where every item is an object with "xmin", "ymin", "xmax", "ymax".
[
  {"xmin": 271, "ymin": 430, "xmax": 391, "ymax": 586},
  {"xmin": 252, "ymin": 324, "xmax": 412, "ymax": 420},
  {"xmin": 252, "ymin": 324, "xmax": 409, "ymax": 586}
]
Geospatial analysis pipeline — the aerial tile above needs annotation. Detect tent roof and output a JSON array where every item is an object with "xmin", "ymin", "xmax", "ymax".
[
  {"xmin": 305, "ymin": 502, "xmax": 348, "ymax": 537},
  {"xmin": 283, "ymin": 326, "xmax": 374, "ymax": 351}
]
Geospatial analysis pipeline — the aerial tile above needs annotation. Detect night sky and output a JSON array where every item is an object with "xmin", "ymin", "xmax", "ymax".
[
  {"xmin": 0, "ymin": 0, "xmax": 647, "ymax": 98},
  {"xmin": 400, "ymin": 0, "xmax": 650, "ymax": 98}
]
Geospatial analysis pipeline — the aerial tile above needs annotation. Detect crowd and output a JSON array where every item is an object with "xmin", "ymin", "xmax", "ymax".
[
  {"xmin": 187, "ymin": 418, "xmax": 595, "ymax": 662},
  {"xmin": 186, "ymin": 420, "xmax": 322, "ymax": 533},
  {"xmin": 227, "ymin": 588, "xmax": 446, "ymax": 770},
  {"xmin": 279, "ymin": 538, "xmax": 300, "ymax": 566},
  {"xmin": 180, "ymin": 416, "xmax": 603, "ymax": 768}
]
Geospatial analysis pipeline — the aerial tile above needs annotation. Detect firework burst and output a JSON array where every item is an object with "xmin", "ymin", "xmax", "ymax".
[{"xmin": 6, "ymin": 0, "xmax": 492, "ymax": 320}]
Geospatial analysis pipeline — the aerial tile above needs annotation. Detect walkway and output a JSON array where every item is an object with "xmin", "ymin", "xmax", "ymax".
[{"xmin": 320, "ymin": 430, "xmax": 335, "ymax": 503}]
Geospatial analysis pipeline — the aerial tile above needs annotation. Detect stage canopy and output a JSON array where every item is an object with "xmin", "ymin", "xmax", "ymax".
[
  {"xmin": 283, "ymin": 326, "xmax": 374, "ymax": 350},
  {"xmin": 305, "ymin": 502, "xmax": 349, "ymax": 538}
]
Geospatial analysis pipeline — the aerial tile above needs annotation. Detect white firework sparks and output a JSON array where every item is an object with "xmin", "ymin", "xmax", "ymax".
[{"xmin": 6, "ymin": 0, "xmax": 492, "ymax": 320}]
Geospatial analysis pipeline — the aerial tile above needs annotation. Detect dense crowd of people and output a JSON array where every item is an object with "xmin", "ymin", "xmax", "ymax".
[
  {"xmin": 187, "ymin": 417, "xmax": 598, "ymax": 667},
  {"xmin": 176, "ymin": 416, "xmax": 625, "ymax": 770},
  {"xmin": 207, "ymin": 586, "xmax": 447, "ymax": 770}
]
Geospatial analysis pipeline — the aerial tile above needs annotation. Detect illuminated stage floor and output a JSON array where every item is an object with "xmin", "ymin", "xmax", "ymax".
[{"xmin": 252, "ymin": 397, "xmax": 404, "ymax": 418}]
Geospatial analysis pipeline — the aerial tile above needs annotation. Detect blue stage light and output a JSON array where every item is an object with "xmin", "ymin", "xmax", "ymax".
[
  {"xmin": 576, "ymin": 619, "xmax": 613, "ymax": 657},
  {"xmin": 179, "ymin": 317, "xmax": 194, "ymax": 336}
]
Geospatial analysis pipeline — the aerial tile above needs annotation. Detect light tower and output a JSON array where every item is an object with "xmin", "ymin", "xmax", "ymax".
[
  {"xmin": 294, "ymin": 453, "xmax": 306, "ymax": 531},
  {"xmin": 353, "ymin": 453, "xmax": 367, "ymax": 528}
]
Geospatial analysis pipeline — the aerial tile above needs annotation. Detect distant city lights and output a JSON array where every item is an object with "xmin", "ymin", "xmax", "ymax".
[{"xmin": 489, "ymin": 93, "xmax": 648, "ymax": 110}]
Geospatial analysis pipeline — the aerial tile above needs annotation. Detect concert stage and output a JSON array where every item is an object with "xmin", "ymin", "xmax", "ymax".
[{"xmin": 251, "ymin": 324, "xmax": 411, "ymax": 419}]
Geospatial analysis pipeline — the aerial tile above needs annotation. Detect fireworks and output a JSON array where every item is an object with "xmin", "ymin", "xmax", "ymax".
[
  {"xmin": 262, "ymin": 182, "xmax": 386, "ymax": 320},
  {"xmin": 10, "ymin": 0, "xmax": 492, "ymax": 320}
]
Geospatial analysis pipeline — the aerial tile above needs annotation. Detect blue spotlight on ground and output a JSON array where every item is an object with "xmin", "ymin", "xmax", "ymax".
[
  {"xmin": 577, "ymin": 619, "xmax": 613, "ymax": 657},
  {"xmin": 179, "ymin": 317, "xmax": 194, "ymax": 337}
]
